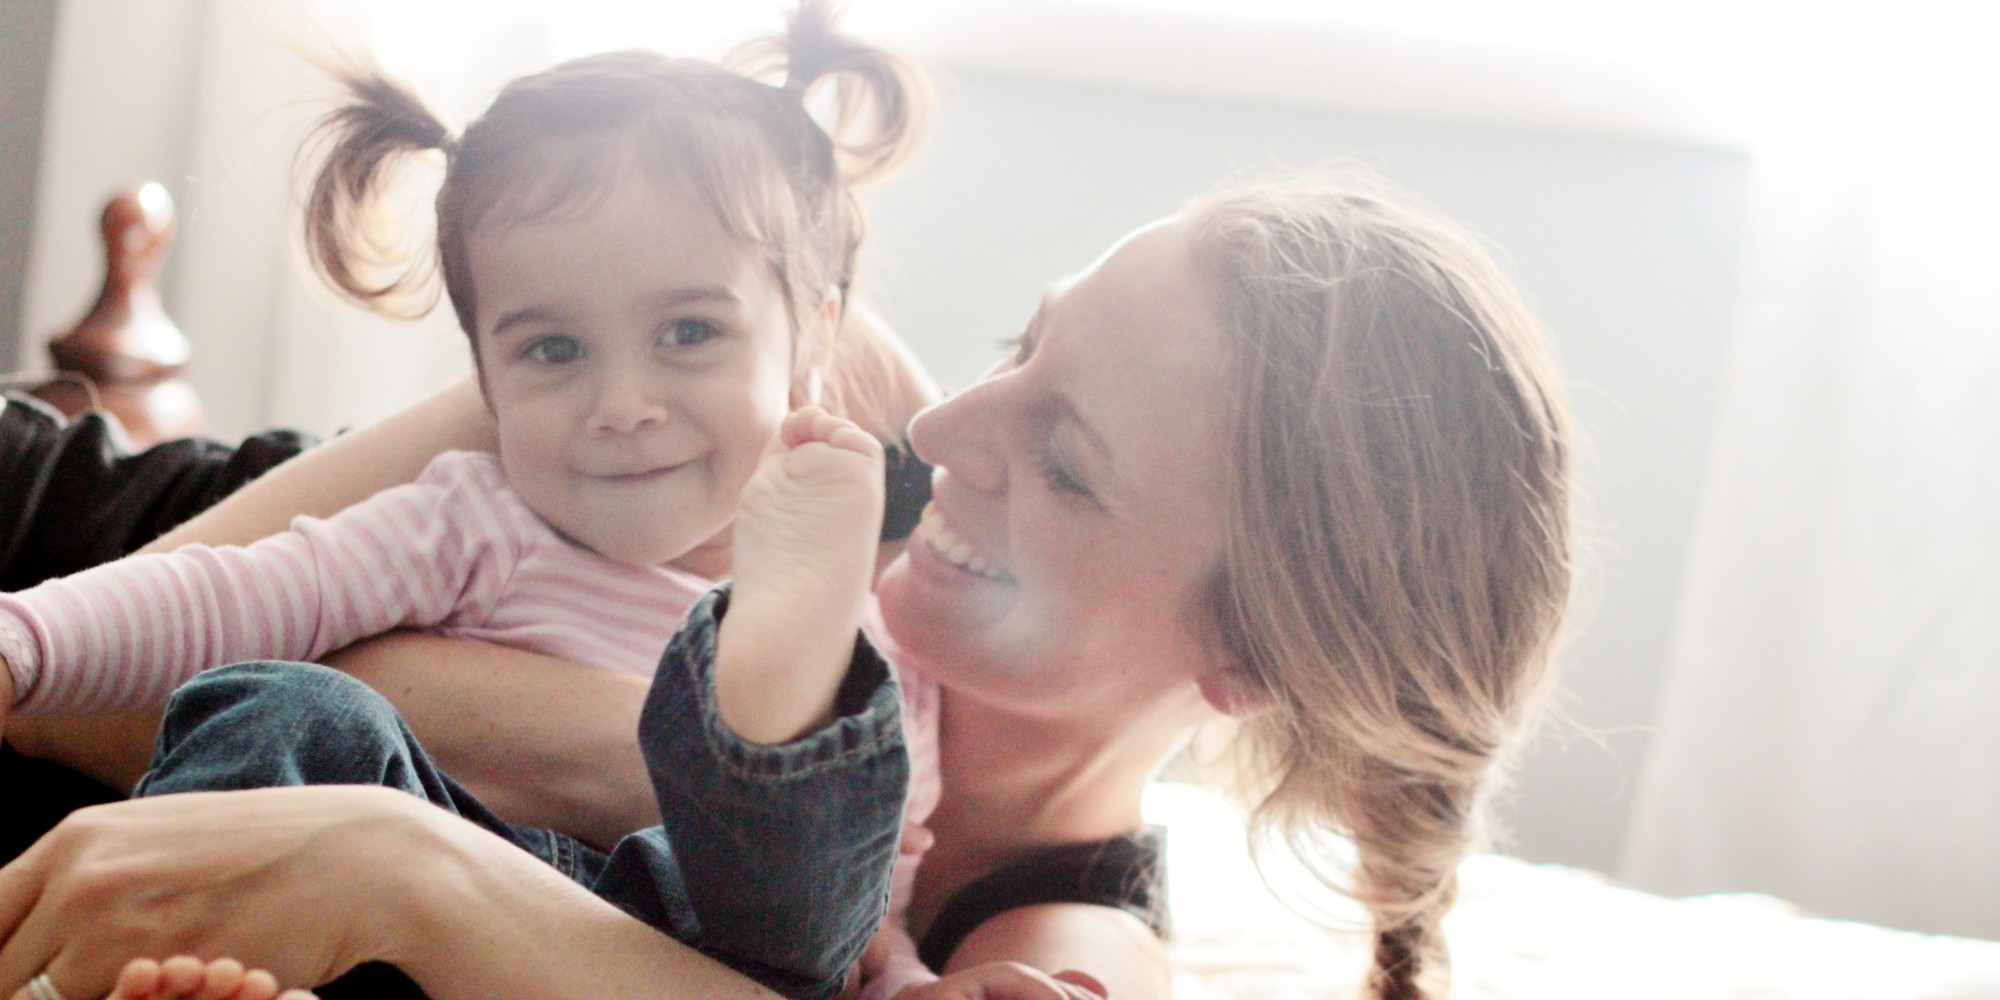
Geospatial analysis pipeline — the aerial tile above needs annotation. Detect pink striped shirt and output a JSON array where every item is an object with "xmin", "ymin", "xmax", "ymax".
[
  {"xmin": 0, "ymin": 449, "xmax": 943, "ymax": 991},
  {"xmin": 0, "ymin": 451, "xmax": 721, "ymax": 712}
]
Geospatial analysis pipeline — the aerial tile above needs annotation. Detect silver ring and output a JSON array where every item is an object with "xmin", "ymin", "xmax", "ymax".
[{"xmin": 28, "ymin": 972, "xmax": 69, "ymax": 1000}]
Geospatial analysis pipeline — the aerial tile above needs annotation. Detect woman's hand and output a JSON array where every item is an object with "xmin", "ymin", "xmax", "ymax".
[
  {"xmin": 896, "ymin": 964, "xmax": 1109, "ymax": 1000},
  {"xmin": 0, "ymin": 786, "xmax": 429, "ymax": 998},
  {"xmin": 0, "ymin": 784, "xmax": 780, "ymax": 1000}
]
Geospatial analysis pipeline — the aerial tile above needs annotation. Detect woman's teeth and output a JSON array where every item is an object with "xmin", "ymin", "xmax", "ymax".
[{"xmin": 925, "ymin": 512, "xmax": 1011, "ymax": 582}]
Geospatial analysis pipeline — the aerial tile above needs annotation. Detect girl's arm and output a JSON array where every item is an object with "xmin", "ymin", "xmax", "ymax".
[{"xmin": 6, "ymin": 377, "xmax": 511, "ymax": 786}]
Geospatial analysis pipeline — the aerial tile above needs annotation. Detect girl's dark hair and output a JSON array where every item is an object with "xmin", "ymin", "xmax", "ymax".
[{"xmin": 301, "ymin": 0, "xmax": 933, "ymax": 440}]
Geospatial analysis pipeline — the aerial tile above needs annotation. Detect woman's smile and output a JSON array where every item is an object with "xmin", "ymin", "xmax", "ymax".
[{"xmin": 914, "ymin": 504, "xmax": 1013, "ymax": 583}]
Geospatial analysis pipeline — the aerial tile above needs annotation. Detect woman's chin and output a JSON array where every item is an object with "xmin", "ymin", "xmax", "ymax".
[{"xmin": 880, "ymin": 558, "xmax": 1004, "ymax": 667}]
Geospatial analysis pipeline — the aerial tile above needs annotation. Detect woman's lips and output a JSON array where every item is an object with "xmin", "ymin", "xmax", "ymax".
[{"xmin": 916, "ymin": 505, "xmax": 1013, "ymax": 583}]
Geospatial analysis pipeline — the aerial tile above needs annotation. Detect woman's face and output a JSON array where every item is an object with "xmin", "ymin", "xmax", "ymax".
[{"xmin": 876, "ymin": 219, "xmax": 1235, "ymax": 718}]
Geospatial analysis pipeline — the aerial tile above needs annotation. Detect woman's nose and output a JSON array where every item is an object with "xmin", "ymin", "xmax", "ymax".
[{"xmin": 908, "ymin": 378, "xmax": 1008, "ymax": 494}]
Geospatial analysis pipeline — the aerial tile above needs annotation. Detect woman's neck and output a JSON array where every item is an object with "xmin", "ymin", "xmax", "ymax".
[{"xmin": 911, "ymin": 680, "xmax": 1208, "ymax": 932}]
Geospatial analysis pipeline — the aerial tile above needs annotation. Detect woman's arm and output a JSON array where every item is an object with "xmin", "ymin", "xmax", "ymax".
[
  {"xmin": 0, "ymin": 786, "xmax": 783, "ymax": 1000},
  {"xmin": 933, "ymin": 905, "xmax": 1168, "ymax": 999},
  {"xmin": 7, "ymin": 633, "xmax": 659, "ymax": 849},
  {"xmin": 323, "ymin": 632, "xmax": 655, "ymax": 848},
  {"xmin": 137, "ymin": 376, "xmax": 494, "ymax": 555}
]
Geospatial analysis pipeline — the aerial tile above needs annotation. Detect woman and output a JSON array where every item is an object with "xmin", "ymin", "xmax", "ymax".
[{"xmin": 0, "ymin": 174, "xmax": 1571, "ymax": 1000}]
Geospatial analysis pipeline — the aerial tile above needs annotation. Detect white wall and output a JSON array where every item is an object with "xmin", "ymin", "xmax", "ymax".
[
  {"xmin": 0, "ymin": 0, "xmax": 58, "ymax": 370},
  {"xmin": 857, "ymin": 70, "xmax": 1752, "ymax": 872}
]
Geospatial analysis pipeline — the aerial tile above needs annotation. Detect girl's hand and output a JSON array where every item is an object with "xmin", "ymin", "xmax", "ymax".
[
  {"xmin": 896, "ymin": 964, "xmax": 1109, "ymax": 1000},
  {"xmin": 0, "ymin": 786, "xmax": 430, "ymax": 999}
]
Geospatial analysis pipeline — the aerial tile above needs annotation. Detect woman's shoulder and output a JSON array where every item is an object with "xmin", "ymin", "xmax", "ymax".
[{"xmin": 916, "ymin": 825, "xmax": 1171, "ymax": 971}]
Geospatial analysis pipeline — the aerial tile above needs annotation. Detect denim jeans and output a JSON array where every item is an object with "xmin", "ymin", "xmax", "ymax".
[{"xmin": 136, "ymin": 588, "xmax": 909, "ymax": 1000}]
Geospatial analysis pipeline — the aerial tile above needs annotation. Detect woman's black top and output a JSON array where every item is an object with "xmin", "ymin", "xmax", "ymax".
[{"xmin": 918, "ymin": 827, "xmax": 1171, "ymax": 970}]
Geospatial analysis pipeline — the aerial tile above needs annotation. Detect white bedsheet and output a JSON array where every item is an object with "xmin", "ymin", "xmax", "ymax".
[{"xmin": 1144, "ymin": 782, "xmax": 2000, "ymax": 999}]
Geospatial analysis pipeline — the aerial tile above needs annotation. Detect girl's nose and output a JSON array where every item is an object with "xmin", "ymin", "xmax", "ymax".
[
  {"xmin": 588, "ymin": 371, "xmax": 669, "ymax": 436},
  {"xmin": 908, "ymin": 377, "xmax": 1009, "ymax": 495}
]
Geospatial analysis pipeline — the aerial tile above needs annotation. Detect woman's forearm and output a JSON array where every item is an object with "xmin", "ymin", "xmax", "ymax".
[
  {"xmin": 391, "ymin": 801, "xmax": 781, "ymax": 1000},
  {"xmin": 0, "ymin": 786, "xmax": 779, "ymax": 1000},
  {"xmin": 322, "ymin": 632, "xmax": 656, "ymax": 847},
  {"xmin": 1, "ymin": 712, "xmax": 158, "ymax": 790},
  {"xmin": 138, "ymin": 376, "xmax": 494, "ymax": 555}
]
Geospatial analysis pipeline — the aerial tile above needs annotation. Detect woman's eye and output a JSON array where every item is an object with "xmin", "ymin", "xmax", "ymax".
[
  {"xmin": 997, "ymin": 331, "xmax": 1032, "ymax": 366},
  {"xmin": 522, "ymin": 335, "xmax": 583, "ymax": 365},
  {"xmin": 1036, "ymin": 449, "xmax": 1091, "ymax": 498},
  {"xmin": 663, "ymin": 318, "xmax": 722, "ymax": 348}
]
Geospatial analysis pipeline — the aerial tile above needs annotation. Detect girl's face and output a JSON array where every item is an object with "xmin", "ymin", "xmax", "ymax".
[
  {"xmin": 875, "ymin": 219, "xmax": 1235, "ymax": 719},
  {"xmin": 470, "ymin": 173, "xmax": 803, "ymax": 576}
]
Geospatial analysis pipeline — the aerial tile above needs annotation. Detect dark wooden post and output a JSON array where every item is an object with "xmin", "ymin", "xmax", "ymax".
[{"xmin": 32, "ymin": 182, "xmax": 201, "ymax": 447}]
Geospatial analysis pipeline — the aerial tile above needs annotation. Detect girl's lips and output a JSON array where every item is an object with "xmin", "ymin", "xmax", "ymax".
[{"xmin": 582, "ymin": 458, "xmax": 691, "ymax": 484}]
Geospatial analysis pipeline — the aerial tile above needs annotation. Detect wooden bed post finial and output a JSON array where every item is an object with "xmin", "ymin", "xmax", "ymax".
[{"xmin": 33, "ymin": 182, "xmax": 203, "ymax": 447}]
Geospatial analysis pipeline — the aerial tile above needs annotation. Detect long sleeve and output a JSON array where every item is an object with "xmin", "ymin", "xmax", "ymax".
[{"xmin": 0, "ymin": 452, "xmax": 514, "ymax": 715}]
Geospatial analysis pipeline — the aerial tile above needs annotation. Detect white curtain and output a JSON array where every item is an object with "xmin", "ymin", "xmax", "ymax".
[{"xmin": 1622, "ymin": 33, "xmax": 2000, "ymax": 938}]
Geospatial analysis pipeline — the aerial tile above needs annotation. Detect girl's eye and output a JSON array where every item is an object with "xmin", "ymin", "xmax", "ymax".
[
  {"xmin": 523, "ymin": 335, "xmax": 583, "ymax": 365},
  {"xmin": 663, "ymin": 318, "xmax": 722, "ymax": 348}
]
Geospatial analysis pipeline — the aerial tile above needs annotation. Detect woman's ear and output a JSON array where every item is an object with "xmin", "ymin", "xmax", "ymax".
[
  {"xmin": 790, "ymin": 287, "xmax": 843, "ymax": 408},
  {"xmin": 1196, "ymin": 664, "xmax": 1273, "ymax": 717}
]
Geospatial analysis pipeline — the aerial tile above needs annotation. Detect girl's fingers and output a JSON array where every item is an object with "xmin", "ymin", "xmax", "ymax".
[
  {"xmin": 238, "ymin": 968, "xmax": 281, "ymax": 1000},
  {"xmin": 194, "ymin": 957, "xmax": 248, "ymax": 1000},
  {"xmin": 112, "ymin": 959, "xmax": 164, "ymax": 999},
  {"xmin": 160, "ymin": 955, "xmax": 207, "ymax": 995}
]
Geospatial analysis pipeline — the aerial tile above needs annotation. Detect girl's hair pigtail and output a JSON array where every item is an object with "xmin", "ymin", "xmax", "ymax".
[
  {"xmin": 732, "ymin": 0, "xmax": 930, "ymax": 185},
  {"xmin": 300, "ymin": 59, "xmax": 454, "ymax": 319}
]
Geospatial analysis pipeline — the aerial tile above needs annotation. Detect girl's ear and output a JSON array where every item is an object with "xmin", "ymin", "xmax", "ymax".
[{"xmin": 790, "ymin": 287, "xmax": 843, "ymax": 409}]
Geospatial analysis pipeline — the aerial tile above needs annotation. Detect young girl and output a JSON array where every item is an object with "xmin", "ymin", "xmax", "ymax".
[{"xmin": 0, "ymin": 5, "xmax": 945, "ymax": 1000}]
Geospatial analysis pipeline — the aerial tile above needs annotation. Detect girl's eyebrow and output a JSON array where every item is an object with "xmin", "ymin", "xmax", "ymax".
[
  {"xmin": 489, "ymin": 287, "xmax": 741, "ymax": 339},
  {"xmin": 650, "ymin": 286, "xmax": 740, "ymax": 310},
  {"xmin": 490, "ymin": 305, "xmax": 564, "ymax": 339}
]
